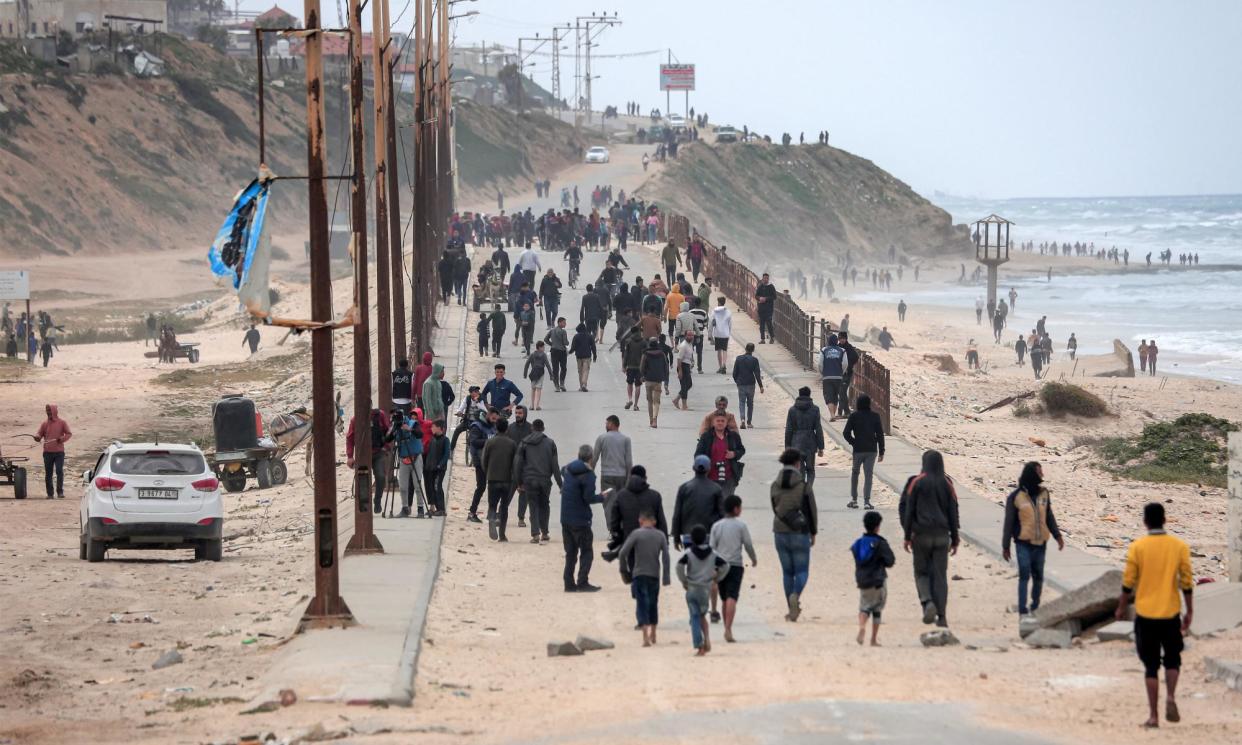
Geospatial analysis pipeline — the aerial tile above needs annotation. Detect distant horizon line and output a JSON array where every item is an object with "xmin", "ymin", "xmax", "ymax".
[{"xmin": 929, "ymin": 190, "xmax": 1242, "ymax": 203}]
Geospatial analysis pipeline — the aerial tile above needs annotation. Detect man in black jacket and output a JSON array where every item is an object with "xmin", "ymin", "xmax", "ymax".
[
  {"xmin": 899, "ymin": 450, "xmax": 960, "ymax": 627},
  {"xmin": 784, "ymin": 386, "xmax": 824, "ymax": 485},
  {"xmin": 570, "ymin": 323, "xmax": 598, "ymax": 392},
  {"xmin": 604, "ymin": 464, "xmax": 668, "ymax": 561},
  {"xmin": 842, "ymin": 394, "xmax": 885, "ymax": 510},
  {"xmin": 673, "ymin": 454, "xmax": 727, "ymax": 621},
  {"xmin": 506, "ymin": 406, "xmax": 534, "ymax": 526},
  {"xmin": 512, "ymin": 419, "xmax": 563, "ymax": 543},
  {"xmin": 538, "ymin": 270, "xmax": 562, "ymax": 328},
  {"xmin": 695, "ymin": 413, "xmax": 746, "ymax": 498},
  {"xmin": 481, "ymin": 419, "xmax": 519, "ymax": 541},
  {"xmin": 580, "ymin": 283, "xmax": 606, "ymax": 339},
  {"xmin": 837, "ymin": 330, "xmax": 861, "ymax": 418},
  {"xmin": 730, "ymin": 342, "xmax": 764, "ymax": 428},
  {"xmin": 754, "ymin": 273, "xmax": 777, "ymax": 343}
]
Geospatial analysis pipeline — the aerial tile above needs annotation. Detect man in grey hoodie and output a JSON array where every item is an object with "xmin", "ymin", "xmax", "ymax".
[
  {"xmin": 591, "ymin": 415, "xmax": 633, "ymax": 494},
  {"xmin": 676, "ymin": 524, "xmax": 731, "ymax": 655},
  {"xmin": 512, "ymin": 419, "xmax": 563, "ymax": 543}
]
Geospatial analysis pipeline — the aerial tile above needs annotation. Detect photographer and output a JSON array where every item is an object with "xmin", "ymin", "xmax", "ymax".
[{"xmin": 391, "ymin": 409, "xmax": 428, "ymax": 518}]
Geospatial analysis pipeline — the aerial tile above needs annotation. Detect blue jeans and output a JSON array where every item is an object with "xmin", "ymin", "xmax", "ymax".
[
  {"xmin": 736, "ymin": 384, "xmax": 755, "ymax": 424},
  {"xmin": 633, "ymin": 575, "xmax": 660, "ymax": 626},
  {"xmin": 1015, "ymin": 541, "xmax": 1047, "ymax": 614},
  {"xmin": 774, "ymin": 532, "xmax": 812, "ymax": 598},
  {"xmin": 686, "ymin": 587, "xmax": 709, "ymax": 648}
]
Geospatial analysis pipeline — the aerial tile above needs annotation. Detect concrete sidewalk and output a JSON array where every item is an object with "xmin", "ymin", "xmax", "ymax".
[
  {"xmin": 719, "ymin": 294, "xmax": 1118, "ymax": 593},
  {"xmin": 254, "ymin": 297, "xmax": 469, "ymax": 706}
]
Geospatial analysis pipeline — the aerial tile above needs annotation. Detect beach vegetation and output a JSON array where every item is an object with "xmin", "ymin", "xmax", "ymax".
[
  {"xmin": 1039, "ymin": 382, "xmax": 1109, "ymax": 418},
  {"xmin": 1095, "ymin": 413, "xmax": 1237, "ymax": 488}
]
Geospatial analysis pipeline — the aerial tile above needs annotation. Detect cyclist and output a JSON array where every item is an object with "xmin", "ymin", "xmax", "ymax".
[{"xmin": 564, "ymin": 241, "xmax": 583, "ymax": 288}]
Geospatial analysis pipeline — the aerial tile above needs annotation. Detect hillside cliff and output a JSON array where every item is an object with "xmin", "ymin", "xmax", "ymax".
[
  {"xmin": 638, "ymin": 141, "xmax": 970, "ymax": 265},
  {"xmin": 0, "ymin": 37, "xmax": 579, "ymax": 257}
]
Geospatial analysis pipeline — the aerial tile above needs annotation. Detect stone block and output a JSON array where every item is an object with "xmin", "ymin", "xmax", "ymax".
[
  {"xmin": 546, "ymin": 641, "xmax": 583, "ymax": 657},
  {"xmin": 574, "ymin": 635, "xmax": 615, "ymax": 652},
  {"xmin": 920, "ymin": 629, "xmax": 959, "ymax": 647},
  {"xmin": 1096, "ymin": 620, "xmax": 1134, "ymax": 642},
  {"xmin": 1025, "ymin": 624, "xmax": 1073, "ymax": 649},
  {"xmin": 1034, "ymin": 569, "xmax": 1122, "ymax": 628},
  {"xmin": 1205, "ymin": 657, "xmax": 1242, "ymax": 692}
]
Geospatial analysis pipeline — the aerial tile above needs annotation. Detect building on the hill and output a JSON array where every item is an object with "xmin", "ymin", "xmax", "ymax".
[{"xmin": 0, "ymin": 0, "xmax": 168, "ymax": 39}]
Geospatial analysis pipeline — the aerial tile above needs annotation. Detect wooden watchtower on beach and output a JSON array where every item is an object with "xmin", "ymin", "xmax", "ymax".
[{"xmin": 973, "ymin": 214, "xmax": 1012, "ymax": 314}]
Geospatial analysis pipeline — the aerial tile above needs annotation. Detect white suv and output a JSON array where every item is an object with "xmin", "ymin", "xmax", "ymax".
[{"xmin": 79, "ymin": 442, "xmax": 224, "ymax": 562}]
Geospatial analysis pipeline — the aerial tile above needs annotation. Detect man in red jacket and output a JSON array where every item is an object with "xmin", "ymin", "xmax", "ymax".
[
  {"xmin": 413, "ymin": 352, "xmax": 435, "ymax": 408},
  {"xmin": 34, "ymin": 403, "xmax": 72, "ymax": 499}
]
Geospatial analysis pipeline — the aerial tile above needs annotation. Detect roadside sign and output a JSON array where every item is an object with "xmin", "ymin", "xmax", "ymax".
[
  {"xmin": 0, "ymin": 270, "xmax": 29, "ymax": 301},
  {"xmin": 659, "ymin": 64, "xmax": 695, "ymax": 91}
]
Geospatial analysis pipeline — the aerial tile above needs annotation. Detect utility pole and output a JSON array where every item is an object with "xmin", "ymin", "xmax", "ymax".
[
  {"xmin": 344, "ymin": 0, "xmax": 382, "ymax": 556},
  {"xmin": 550, "ymin": 24, "xmax": 567, "ymax": 108},
  {"xmin": 666, "ymin": 49, "xmax": 671, "ymax": 117},
  {"xmin": 410, "ymin": 0, "xmax": 429, "ymax": 357},
  {"xmin": 576, "ymin": 13, "xmax": 619, "ymax": 123},
  {"xmin": 370, "ymin": 0, "xmax": 394, "ymax": 417},
  {"xmin": 517, "ymin": 33, "xmax": 549, "ymax": 113},
  {"xmin": 301, "ymin": 0, "xmax": 353, "ymax": 628},
  {"xmin": 384, "ymin": 0, "xmax": 407, "ymax": 362}
]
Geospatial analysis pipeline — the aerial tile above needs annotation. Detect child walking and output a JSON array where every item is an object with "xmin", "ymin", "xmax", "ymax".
[
  {"xmin": 850, "ymin": 510, "xmax": 895, "ymax": 646},
  {"xmin": 619, "ymin": 511, "xmax": 671, "ymax": 647},
  {"xmin": 709, "ymin": 495, "xmax": 757, "ymax": 643},
  {"xmin": 676, "ymin": 524, "xmax": 731, "ymax": 655}
]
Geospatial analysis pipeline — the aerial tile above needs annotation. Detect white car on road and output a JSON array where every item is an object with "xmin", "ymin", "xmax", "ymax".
[
  {"xmin": 667, "ymin": 114, "xmax": 687, "ymax": 131},
  {"xmin": 585, "ymin": 146, "xmax": 610, "ymax": 163},
  {"xmin": 79, "ymin": 442, "xmax": 224, "ymax": 562}
]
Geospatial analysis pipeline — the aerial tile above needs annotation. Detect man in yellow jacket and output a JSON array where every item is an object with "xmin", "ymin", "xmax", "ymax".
[{"xmin": 1115, "ymin": 502, "xmax": 1194, "ymax": 729}]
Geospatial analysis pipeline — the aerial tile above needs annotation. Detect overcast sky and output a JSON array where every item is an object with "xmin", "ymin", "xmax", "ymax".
[{"xmin": 244, "ymin": 0, "xmax": 1242, "ymax": 199}]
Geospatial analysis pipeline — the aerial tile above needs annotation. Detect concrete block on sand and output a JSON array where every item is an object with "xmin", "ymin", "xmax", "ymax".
[
  {"xmin": 1034, "ymin": 569, "xmax": 1122, "ymax": 628},
  {"xmin": 1025, "ymin": 625, "xmax": 1073, "ymax": 649},
  {"xmin": 1019, "ymin": 616, "xmax": 1041, "ymax": 638},
  {"xmin": 920, "ymin": 629, "xmax": 959, "ymax": 647},
  {"xmin": 1189, "ymin": 583, "xmax": 1242, "ymax": 636},
  {"xmin": 1096, "ymin": 620, "xmax": 1135, "ymax": 642},
  {"xmin": 1204, "ymin": 657, "xmax": 1242, "ymax": 692},
  {"xmin": 152, "ymin": 649, "xmax": 183, "ymax": 670},
  {"xmin": 547, "ymin": 641, "xmax": 584, "ymax": 657},
  {"xmin": 574, "ymin": 635, "xmax": 615, "ymax": 651}
]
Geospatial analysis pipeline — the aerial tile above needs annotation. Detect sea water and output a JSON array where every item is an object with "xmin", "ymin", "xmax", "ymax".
[{"xmin": 856, "ymin": 194, "xmax": 1242, "ymax": 383}]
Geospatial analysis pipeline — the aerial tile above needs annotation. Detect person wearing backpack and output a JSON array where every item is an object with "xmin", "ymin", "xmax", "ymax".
[
  {"xmin": 851, "ymin": 510, "xmax": 896, "ymax": 646},
  {"xmin": 771, "ymin": 449, "xmax": 817, "ymax": 622},
  {"xmin": 819, "ymin": 334, "xmax": 850, "ymax": 422}
]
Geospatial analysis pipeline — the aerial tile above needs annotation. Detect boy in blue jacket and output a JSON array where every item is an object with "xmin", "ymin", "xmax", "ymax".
[{"xmin": 850, "ymin": 510, "xmax": 896, "ymax": 646}]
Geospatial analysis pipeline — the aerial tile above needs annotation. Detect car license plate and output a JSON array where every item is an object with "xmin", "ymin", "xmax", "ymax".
[{"xmin": 137, "ymin": 488, "xmax": 180, "ymax": 500}]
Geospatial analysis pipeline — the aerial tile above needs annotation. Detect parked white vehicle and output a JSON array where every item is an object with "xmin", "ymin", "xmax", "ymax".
[
  {"xmin": 585, "ymin": 146, "xmax": 610, "ymax": 163},
  {"xmin": 667, "ymin": 114, "xmax": 687, "ymax": 131},
  {"xmin": 79, "ymin": 442, "xmax": 224, "ymax": 562}
]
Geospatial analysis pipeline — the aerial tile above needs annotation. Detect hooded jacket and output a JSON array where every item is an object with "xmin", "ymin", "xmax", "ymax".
[
  {"xmin": 708, "ymin": 305, "xmax": 732, "ymax": 339},
  {"xmin": 467, "ymin": 416, "xmax": 496, "ymax": 455},
  {"xmin": 421, "ymin": 363, "xmax": 447, "ymax": 421},
  {"xmin": 665, "ymin": 288, "xmax": 685, "ymax": 320},
  {"xmin": 676, "ymin": 543, "xmax": 730, "ymax": 590},
  {"xmin": 413, "ymin": 352, "xmax": 434, "ymax": 400},
  {"xmin": 505, "ymin": 416, "xmax": 533, "ymax": 445},
  {"xmin": 622, "ymin": 332, "xmax": 647, "ymax": 370},
  {"xmin": 36, "ymin": 404, "xmax": 72, "ymax": 453},
  {"xmin": 672, "ymin": 475, "xmax": 725, "ymax": 543},
  {"xmin": 570, "ymin": 326, "xmax": 597, "ymax": 360},
  {"xmin": 512, "ymin": 431, "xmax": 563, "ymax": 488},
  {"xmin": 820, "ymin": 340, "xmax": 847, "ymax": 380},
  {"xmin": 580, "ymin": 291, "xmax": 605, "ymax": 321},
  {"xmin": 607, "ymin": 474, "xmax": 668, "ymax": 539},
  {"xmin": 784, "ymin": 396, "xmax": 825, "ymax": 455},
  {"xmin": 843, "ymin": 405, "xmax": 885, "ymax": 456},
  {"xmin": 899, "ymin": 472, "xmax": 960, "ymax": 544},
  {"xmin": 639, "ymin": 345, "xmax": 669, "ymax": 383},
  {"xmin": 481, "ymin": 432, "xmax": 518, "ymax": 483},
  {"xmin": 674, "ymin": 302, "xmax": 696, "ymax": 339},
  {"xmin": 560, "ymin": 459, "xmax": 603, "ymax": 528},
  {"xmin": 771, "ymin": 465, "xmax": 818, "ymax": 535}
]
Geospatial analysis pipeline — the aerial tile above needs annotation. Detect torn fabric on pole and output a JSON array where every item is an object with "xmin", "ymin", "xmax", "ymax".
[{"xmin": 209, "ymin": 176, "xmax": 275, "ymax": 317}]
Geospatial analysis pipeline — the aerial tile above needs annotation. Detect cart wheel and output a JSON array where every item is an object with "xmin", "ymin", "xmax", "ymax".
[
  {"xmin": 188, "ymin": 349, "xmax": 200, "ymax": 363},
  {"xmin": 256, "ymin": 459, "xmax": 273, "ymax": 489},
  {"xmin": 223, "ymin": 473, "xmax": 247, "ymax": 493},
  {"xmin": 13, "ymin": 467, "xmax": 27, "ymax": 500},
  {"xmin": 270, "ymin": 459, "xmax": 288, "ymax": 485}
]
